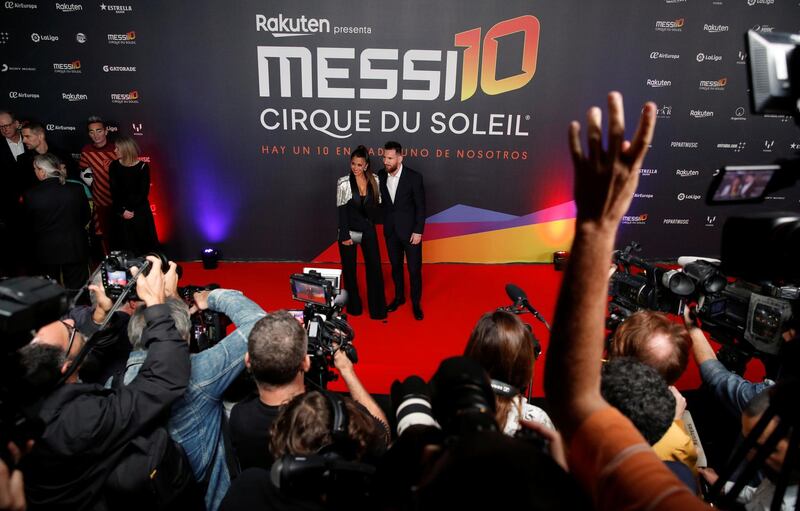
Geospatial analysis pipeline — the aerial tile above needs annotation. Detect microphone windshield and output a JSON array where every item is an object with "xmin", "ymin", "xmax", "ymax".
[
  {"xmin": 505, "ymin": 283, "xmax": 527, "ymax": 304},
  {"xmin": 333, "ymin": 289, "xmax": 348, "ymax": 308}
]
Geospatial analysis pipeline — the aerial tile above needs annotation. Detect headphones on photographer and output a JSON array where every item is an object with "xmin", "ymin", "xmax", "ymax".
[{"xmin": 319, "ymin": 391, "xmax": 356, "ymax": 458}]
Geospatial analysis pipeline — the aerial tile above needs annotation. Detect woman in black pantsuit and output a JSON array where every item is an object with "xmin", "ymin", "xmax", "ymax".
[
  {"xmin": 337, "ymin": 145, "xmax": 387, "ymax": 319},
  {"xmin": 109, "ymin": 136, "xmax": 159, "ymax": 254}
]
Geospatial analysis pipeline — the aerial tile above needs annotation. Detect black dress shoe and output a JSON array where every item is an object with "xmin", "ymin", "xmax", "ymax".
[
  {"xmin": 387, "ymin": 298, "xmax": 405, "ymax": 312},
  {"xmin": 413, "ymin": 305, "xmax": 424, "ymax": 321}
]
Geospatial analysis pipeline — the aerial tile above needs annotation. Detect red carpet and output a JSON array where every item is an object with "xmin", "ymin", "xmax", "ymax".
[{"xmin": 179, "ymin": 261, "xmax": 765, "ymax": 396}]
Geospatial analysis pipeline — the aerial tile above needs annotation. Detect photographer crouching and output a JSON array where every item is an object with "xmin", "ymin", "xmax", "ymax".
[{"xmin": 16, "ymin": 256, "xmax": 192, "ymax": 509}]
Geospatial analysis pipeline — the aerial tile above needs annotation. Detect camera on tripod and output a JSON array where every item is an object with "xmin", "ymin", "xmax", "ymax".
[{"xmin": 289, "ymin": 269, "xmax": 357, "ymax": 389}]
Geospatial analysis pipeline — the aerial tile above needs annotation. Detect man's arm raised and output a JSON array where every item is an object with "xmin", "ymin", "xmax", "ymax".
[{"xmin": 544, "ymin": 92, "xmax": 656, "ymax": 440}]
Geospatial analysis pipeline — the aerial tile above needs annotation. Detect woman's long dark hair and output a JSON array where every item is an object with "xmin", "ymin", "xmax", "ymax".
[
  {"xmin": 351, "ymin": 145, "xmax": 379, "ymax": 199},
  {"xmin": 464, "ymin": 310, "xmax": 536, "ymax": 430}
]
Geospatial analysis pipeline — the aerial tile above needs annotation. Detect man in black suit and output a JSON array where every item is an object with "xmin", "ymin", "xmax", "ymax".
[
  {"xmin": 19, "ymin": 121, "xmax": 80, "ymax": 190},
  {"xmin": 378, "ymin": 141, "xmax": 426, "ymax": 320},
  {"xmin": 23, "ymin": 153, "xmax": 90, "ymax": 289},
  {"xmin": 0, "ymin": 110, "xmax": 26, "ymax": 276}
]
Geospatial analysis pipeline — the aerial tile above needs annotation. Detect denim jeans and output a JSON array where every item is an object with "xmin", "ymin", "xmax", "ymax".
[{"xmin": 120, "ymin": 289, "xmax": 266, "ymax": 511}]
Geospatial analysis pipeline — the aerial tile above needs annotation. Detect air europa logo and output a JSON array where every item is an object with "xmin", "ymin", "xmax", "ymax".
[{"xmin": 257, "ymin": 14, "xmax": 540, "ymax": 102}]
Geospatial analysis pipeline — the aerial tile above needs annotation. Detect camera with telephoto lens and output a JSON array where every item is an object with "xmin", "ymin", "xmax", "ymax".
[
  {"xmin": 178, "ymin": 284, "xmax": 231, "ymax": 353},
  {"xmin": 289, "ymin": 271, "xmax": 357, "ymax": 389},
  {"xmin": 100, "ymin": 250, "xmax": 168, "ymax": 301}
]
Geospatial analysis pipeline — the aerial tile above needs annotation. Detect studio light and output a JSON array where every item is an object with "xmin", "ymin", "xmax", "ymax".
[{"xmin": 201, "ymin": 248, "xmax": 221, "ymax": 269}]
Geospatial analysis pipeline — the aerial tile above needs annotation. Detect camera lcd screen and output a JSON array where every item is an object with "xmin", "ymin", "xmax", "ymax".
[
  {"xmin": 291, "ymin": 279, "xmax": 328, "ymax": 305},
  {"xmin": 107, "ymin": 270, "xmax": 128, "ymax": 286},
  {"xmin": 709, "ymin": 165, "xmax": 778, "ymax": 203}
]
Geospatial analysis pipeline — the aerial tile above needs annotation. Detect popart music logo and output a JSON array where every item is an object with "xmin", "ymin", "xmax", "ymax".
[
  {"xmin": 663, "ymin": 218, "xmax": 690, "ymax": 225},
  {"xmin": 257, "ymin": 14, "xmax": 540, "ymax": 102},
  {"xmin": 53, "ymin": 60, "xmax": 81, "ymax": 74},
  {"xmin": 107, "ymin": 31, "xmax": 136, "ymax": 45},
  {"xmin": 110, "ymin": 89, "xmax": 139, "ymax": 104}
]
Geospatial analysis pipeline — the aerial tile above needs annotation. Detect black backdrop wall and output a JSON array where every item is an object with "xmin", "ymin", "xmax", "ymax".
[{"xmin": 2, "ymin": 0, "xmax": 799, "ymax": 262}]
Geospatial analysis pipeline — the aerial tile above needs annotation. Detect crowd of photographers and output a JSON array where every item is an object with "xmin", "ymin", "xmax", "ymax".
[{"xmin": 1, "ymin": 92, "xmax": 798, "ymax": 511}]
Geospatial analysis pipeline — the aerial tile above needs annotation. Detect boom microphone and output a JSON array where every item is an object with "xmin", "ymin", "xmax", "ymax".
[{"xmin": 505, "ymin": 283, "xmax": 551, "ymax": 331}]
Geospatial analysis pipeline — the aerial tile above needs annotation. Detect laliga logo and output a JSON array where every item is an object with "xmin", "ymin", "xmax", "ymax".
[{"xmin": 257, "ymin": 14, "xmax": 540, "ymax": 102}]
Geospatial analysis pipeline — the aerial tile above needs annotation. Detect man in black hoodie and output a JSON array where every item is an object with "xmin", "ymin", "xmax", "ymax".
[{"xmin": 18, "ymin": 256, "xmax": 191, "ymax": 510}]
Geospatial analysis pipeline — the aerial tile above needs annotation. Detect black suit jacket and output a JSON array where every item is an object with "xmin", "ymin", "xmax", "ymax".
[
  {"xmin": 0, "ymin": 137, "xmax": 25, "ymax": 221},
  {"xmin": 23, "ymin": 178, "xmax": 90, "ymax": 264},
  {"xmin": 378, "ymin": 166, "xmax": 426, "ymax": 241}
]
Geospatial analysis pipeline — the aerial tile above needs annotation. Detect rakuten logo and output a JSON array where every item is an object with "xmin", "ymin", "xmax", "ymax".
[
  {"xmin": 676, "ymin": 169, "xmax": 700, "ymax": 177},
  {"xmin": 55, "ymin": 3, "xmax": 81, "ymax": 11},
  {"xmin": 703, "ymin": 24, "xmax": 729, "ymax": 33},
  {"xmin": 690, "ymin": 110, "xmax": 714, "ymax": 119},
  {"xmin": 62, "ymin": 92, "xmax": 88, "ymax": 102},
  {"xmin": 255, "ymin": 13, "xmax": 331, "ymax": 37},
  {"xmin": 647, "ymin": 78, "xmax": 672, "ymax": 88}
]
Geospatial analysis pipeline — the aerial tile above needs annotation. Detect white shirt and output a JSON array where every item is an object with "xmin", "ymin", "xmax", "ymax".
[
  {"xmin": 6, "ymin": 136, "xmax": 24, "ymax": 161},
  {"xmin": 386, "ymin": 164, "xmax": 403, "ymax": 203}
]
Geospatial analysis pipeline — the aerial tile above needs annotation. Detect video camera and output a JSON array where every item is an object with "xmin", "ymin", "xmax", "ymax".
[
  {"xmin": 607, "ymin": 240, "xmax": 798, "ymax": 376},
  {"xmin": 289, "ymin": 270, "xmax": 357, "ymax": 389}
]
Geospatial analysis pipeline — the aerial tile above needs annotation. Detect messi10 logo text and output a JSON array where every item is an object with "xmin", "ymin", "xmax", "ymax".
[{"xmin": 257, "ymin": 15, "xmax": 540, "ymax": 101}]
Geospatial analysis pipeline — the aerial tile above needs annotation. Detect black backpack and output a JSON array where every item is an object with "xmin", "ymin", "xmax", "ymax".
[{"xmin": 104, "ymin": 425, "xmax": 206, "ymax": 510}]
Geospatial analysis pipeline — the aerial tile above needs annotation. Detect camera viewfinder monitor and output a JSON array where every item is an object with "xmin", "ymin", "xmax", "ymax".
[
  {"xmin": 747, "ymin": 30, "xmax": 800, "ymax": 115},
  {"xmin": 290, "ymin": 274, "xmax": 331, "ymax": 306},
  {"xmin": 707, "ymin": 165, "xmax": 779, "ymax": 204}
]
